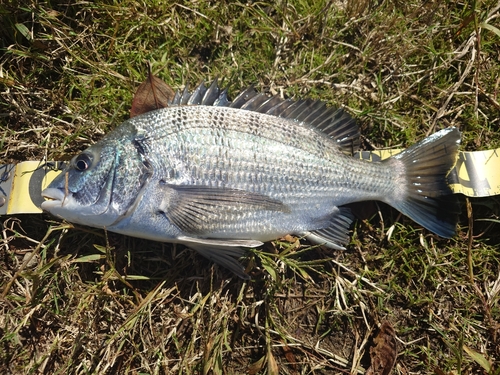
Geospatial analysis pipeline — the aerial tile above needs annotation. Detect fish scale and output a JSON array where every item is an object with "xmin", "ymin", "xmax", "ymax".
[
  {"xmin": 178, "ymin": 125, "xmax": 375, "ymax": 201},
  {"xmin": 142, "ymin": 106, "xmax": 336, "ymax": 160},
  {"xmin": 41, "ymin": 80, "xmax": 461, "ymax": 278},
  {"xmin": 136, "ymin": 109, "xmax": 364, "ymax": 237}
]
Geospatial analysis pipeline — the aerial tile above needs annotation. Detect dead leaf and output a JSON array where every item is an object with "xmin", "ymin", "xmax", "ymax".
[
  {"xmin": 282, "ymin": 344, "xmax": 297, "ymax": 369},
  {"xmin": 248, "ymin": 355, "xmax": 265, "ymax": 375},
  {"xmin": 267, "ymin": 350, "xmax": 279, "ymax": 375},
  {"xmin": 130, "ymin": 65, "xmax": 175, "ymax": 117},
  {"xmin": 463, "ymin": 345, "xmax": 492, "ymax": 373},
  {"xmin": 366, "ymin": 321, "xmax": 398, "ymax": 375}
]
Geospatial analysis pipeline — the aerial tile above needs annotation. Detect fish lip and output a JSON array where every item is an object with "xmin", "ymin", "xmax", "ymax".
[{"xmin": 41, "ymin": 187, "xmax": 66, "ymax": 210}]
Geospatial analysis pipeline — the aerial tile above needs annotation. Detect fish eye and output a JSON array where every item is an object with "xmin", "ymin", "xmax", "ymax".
[{"xmin": 74, "ymin": 153, "xmax": 92, "ymax": 172}]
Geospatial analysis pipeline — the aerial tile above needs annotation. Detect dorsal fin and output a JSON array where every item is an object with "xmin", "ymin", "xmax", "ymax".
[
  {"xmin": 229, "ymin": 85, "xmax": 260, "ymax": 108},
  {"xmin": 180, "ymin": 85, "xmax": 191, "ymax": 104},
  {"xmin": 168, "ymin": 80, "xmax": 360, "ymax": 153},
  {"xmin": 170, "ymin": 79, "xmax": 230, "ymax": 107}
]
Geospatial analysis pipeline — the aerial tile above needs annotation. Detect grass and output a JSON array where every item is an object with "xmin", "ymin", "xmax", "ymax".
[{"xmin": 1, "ymin": 0, "xmax": 500, "ymax": 373}]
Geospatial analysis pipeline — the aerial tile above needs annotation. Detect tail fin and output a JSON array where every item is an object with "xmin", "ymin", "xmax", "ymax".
[{"xmin": 388, "ymin": 127, "xmax": 461, "ymax": 238}]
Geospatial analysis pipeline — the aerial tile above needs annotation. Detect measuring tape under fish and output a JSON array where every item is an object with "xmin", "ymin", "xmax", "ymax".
[{"xmin": 1, "ymin": 148, "xmax": 499, "ymax": 215}]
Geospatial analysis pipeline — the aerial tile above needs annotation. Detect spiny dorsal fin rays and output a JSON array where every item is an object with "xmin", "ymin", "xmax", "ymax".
[
  {"xmin": 169, "ymin": 85, "xmax": 191, "ymax": 105},
  {"xmin": 265, "ymin": 98, "xmax": 298, "ymax": 117},
  {"xmin": 187, "ymin": 79, "xmax": 221, "ymax": 105},
  {"xmin": 250, "ymin": 95, "xmax": 285, "ymax": 114},
  {"xmin": 230, "ymin": 85, "xmax": 260, "ymax": 108},
  {"xmin": 213, "ymin": 88, "xmax": 230, "ymax": 106},
  {"xmin": 180, "ymin": 85, "xmax": 191, "ymax": 104},
  {"xmin": 168, "ymin": 80, "xmax": 360, "ymax": 154},
  {"xmin": 239, "ymin": 92, "xmax": 270, "ymax": 110},
  {"xmin": 277, "ymin": 99, "xmax": 320, "ymax": 120},
  {"xmin": 320, "ymin": 111, "xmax": 360, "ymax": 152},
  {"xmin": 202, "ymin": 79, "xmax": 222, "ymax": 104},
  {"xmin": 170, "ymin": 79, "xmax": 230, "ymax": 107},
  {"xmin": 187, "ymin": 82, "xmax": 205, "ymax": 105}
]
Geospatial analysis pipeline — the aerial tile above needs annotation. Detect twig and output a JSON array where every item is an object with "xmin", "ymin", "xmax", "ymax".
[{"xmin": 466, "ymin": 198, "xmax": 474, "ymax": 284}]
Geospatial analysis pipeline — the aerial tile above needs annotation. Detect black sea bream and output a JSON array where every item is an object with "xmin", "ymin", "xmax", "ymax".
[{"xmin": 42, "ymin": 81, "xmax": 461, "ymax": 278}]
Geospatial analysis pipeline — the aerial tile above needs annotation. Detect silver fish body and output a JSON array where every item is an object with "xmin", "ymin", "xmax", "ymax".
[{"xmin": 42, "ymin": 81, "xmax": 461, "ymax": 278}]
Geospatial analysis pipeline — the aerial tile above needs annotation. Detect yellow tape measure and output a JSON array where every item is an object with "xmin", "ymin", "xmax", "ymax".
[
  {"xmin": 1, "ymin": 149, "xmax": 499, "ymax": 215},
  {"xmin": 354, "ymin": 149, "xmax": 500, "ymax": 197},
  {"xmin": 0, "ymin": 161, "xmax": 64, "ymax": 215}
]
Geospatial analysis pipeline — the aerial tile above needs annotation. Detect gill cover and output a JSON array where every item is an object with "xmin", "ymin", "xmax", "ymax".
[{"xmin": 42, "ymin": 125, "xmax": 153, "ymax": 228}]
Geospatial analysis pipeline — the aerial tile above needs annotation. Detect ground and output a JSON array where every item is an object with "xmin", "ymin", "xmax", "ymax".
[{"xmin": 1, "ymin": 0, "xmax": 499, "ymax": 374}]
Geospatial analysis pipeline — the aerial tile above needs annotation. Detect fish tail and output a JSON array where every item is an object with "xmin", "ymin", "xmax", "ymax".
[{"xmin": 387, "ymin": 127, "xmax": 461, "ymax": 238}]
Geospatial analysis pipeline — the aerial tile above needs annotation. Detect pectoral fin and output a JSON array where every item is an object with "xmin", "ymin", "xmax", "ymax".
[{"xmin": 160, "ymin": 184, "xmax": 289, "ymax": 235}]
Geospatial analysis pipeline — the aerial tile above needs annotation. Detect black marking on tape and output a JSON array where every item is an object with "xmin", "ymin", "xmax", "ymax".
[{"xmin": 29, "ymin": 162, "xmax": 67, "ymax": 209}]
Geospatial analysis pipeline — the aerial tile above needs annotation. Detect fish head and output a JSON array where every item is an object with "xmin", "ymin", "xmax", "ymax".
[{"xmin": 41, "ymin": 130, "xmax": 152, "ymax": 228}]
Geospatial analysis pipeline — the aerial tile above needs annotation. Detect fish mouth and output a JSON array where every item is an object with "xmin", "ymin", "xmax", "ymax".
[{"xmin": 41, "ymin": 188, "xmax": 66, "ymax": 210}]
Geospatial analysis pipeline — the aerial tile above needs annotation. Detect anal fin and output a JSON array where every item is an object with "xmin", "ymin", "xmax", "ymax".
[{"xmin": 300, "ymin": 207, "xmax": 354, "ymax": 250}]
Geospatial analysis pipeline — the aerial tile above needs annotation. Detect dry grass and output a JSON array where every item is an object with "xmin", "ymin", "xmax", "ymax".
[{"xmin": 1, "ymin": 0, "xmax": 500, "ymax": 374}]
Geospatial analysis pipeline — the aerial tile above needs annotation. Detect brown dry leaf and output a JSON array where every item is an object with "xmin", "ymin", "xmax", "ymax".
[
  {"xmin": 433, "ymin": 367, "xmax": 454, "ymax": 375},
  {"xmin": 267, "ymin": 350, "xmax": 279, "ymax": 375},
  {"xmin": 130, "ymin": 69, "xmax": 175, "ymax": 117},
  {"xmin": 366, "ymin": 321, "xmax": 398, "ymax": 375},
  {"xmin": 282, "ymin": 344, "xmax": 297, "ymax": 369},
  {"xmin": 248, "ymin": 355, "xmax": 265, "ymax": 375}
]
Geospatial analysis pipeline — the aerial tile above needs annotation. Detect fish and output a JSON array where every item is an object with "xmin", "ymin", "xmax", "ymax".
[{"xmin": 41, "ymin": 80, "xmax": 461, "ymax": 278}]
